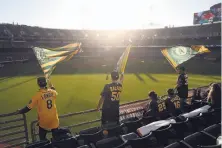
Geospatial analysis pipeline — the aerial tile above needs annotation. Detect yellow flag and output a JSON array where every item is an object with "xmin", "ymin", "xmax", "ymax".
[
  {"xmin": 191, "ymin": 45, "xmax": 210, "ymax": 53},
  {"xmin": 116, "ymin": 45, "xmax": 131, "ymax": 74}
]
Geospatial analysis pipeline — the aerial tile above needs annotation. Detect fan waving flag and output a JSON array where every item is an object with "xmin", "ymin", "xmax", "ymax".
[
  {"xmin": 33, "ymin": 43, "xmax": 81, "ymax": 78},
  {"xmin": 161, "ymin": 45, "xmax": 210, "ymax": 68},
  {"xmin": 115, "ymin": 45, "xmax": 132, "ymax": 74}
]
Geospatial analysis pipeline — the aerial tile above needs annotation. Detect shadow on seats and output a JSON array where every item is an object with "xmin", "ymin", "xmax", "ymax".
[
  {"xmin": 152, "ymin": 124, "xmax": 177, "ymax": 146},
  {"xmin": 123, "ymin": 118, "xmax": 143, "ymax": 133},
  {"xmin": 164, "ymin": 141, "xmax": 192, "ymax": 148},
  {"xmin": 96, "ymin": 136, "xmax": 125, "ymax": 148},
  {"xmin": 203, "ymin": 124, "xmax": 221, "ymax": 139},
  {"xmin": 128, "ymin": 132, "xmax": 158, "ymax": 148},
  {"xmin": 103, "ymin": 124, "xmax": 125, "ymax": 138},
  {"xmin": 25, "ymin": 140, "xmax": 52, "ymax": 148},
  {"xmin": 171, "ymin": 117, "xmax": 192, "ymax": 139},
  {"xmin": 78, "ymin": 129, "xmax": 104, "ymax": 145},
  {"xmin": 184, "ymin": 132, "xmax": 217, "ymax": 148}
]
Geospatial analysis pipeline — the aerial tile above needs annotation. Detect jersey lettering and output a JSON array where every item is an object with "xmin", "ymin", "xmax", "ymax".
[
  {"xmin": 109, "ymin": 86, "xmax": 122, "ymax": 92},
  {"xmin": 110, "ymin": 86, "xmax": 122, "ymax": 101},
  {"xmin": 111, "ymin": 92, "xmax": 121, "ymax": 101},
  {"xmin": 174, "ymin": 101, "xmax": 180, "ymax": 108},
  {"xmin": 170, "ymin": 97, "xmax": 181, "ymax": 109},
  {"xmin": 42, "ymin": 93, "xmax": 53, "ymax": 100},
  {"xmin": 46, "ymin": 99, "xmax": 53, "ymax": 109},
  {"xmin": 158, "ymin": 102, "xmax": 166, "ymax": 112}
]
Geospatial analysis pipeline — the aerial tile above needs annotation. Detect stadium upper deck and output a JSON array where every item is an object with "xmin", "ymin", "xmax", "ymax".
[{"xmin": 0, "ymin": 23, "xmax": 221, "ymax": 48}]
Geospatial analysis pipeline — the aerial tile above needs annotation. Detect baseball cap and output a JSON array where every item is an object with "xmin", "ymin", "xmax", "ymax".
[
  {"xmin": 178, "ymin": 66, "xmax": 185, "ymax": 71},
  {"xmin": 167, "ymin": 89, "xmax": 174, "ymax": 95},
  {"xmin": 111, "ymin": 71, "xmax": 119, "ymax": 80},
  {"xmin": 148, "ymin": 91, "xmax": 157, "ymax": 97},
  {"xmin": 37, "ymin": 77, "xmax": 47, "ymax": 87}
]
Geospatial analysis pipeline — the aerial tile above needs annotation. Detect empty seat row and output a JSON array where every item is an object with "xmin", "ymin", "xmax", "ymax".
[{"xmin": 96, "ymin": 123, "xmax": 221, "ymax": 148}]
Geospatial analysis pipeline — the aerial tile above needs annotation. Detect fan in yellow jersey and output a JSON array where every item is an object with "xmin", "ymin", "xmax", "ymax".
[{"xmin": 16, "ymin": 77, "xmax": 59, "ymax": 140}]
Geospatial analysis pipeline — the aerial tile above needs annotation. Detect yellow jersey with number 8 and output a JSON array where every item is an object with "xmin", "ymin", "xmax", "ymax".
[{"xmin": 27, "ymin": 88, "xmax": 59, "ymax": 129}]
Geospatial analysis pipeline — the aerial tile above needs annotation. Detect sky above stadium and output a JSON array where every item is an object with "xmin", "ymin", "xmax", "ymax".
[{"xmin": 0, "ymin": 0, "xmax": 220, "ymax": 29}]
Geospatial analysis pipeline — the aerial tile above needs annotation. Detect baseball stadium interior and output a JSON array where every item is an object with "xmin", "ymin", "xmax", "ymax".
[{"xmin": 0, "ymin": 1, "xmax": 221, "ymax": 148}]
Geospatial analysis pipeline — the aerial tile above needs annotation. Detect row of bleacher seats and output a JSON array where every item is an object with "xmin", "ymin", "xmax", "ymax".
[
  {"xmin": 25, "ymin": 100, "xmax": 221, "ymax": 148},
  {"xmin": 0, "ymin": 23, "xmax": 220, "ymax": 42}
]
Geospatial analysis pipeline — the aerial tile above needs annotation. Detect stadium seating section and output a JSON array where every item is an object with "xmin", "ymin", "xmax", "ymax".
[
  {"xmin": 23, "ymin": 101, "xmax": 221, "ymax": 148},
  {"xmin": 0, "ymin": 23, "xmax": 221, "ymax": 76}
]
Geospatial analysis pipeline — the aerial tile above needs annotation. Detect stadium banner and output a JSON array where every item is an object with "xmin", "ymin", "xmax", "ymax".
[
  {"xmin": 33, "ymin": 43, "xmax": 81, "ymax": 78},
  {"xmin": 161, "ymin": 45, "xmax": 210, "ymax": 68}
]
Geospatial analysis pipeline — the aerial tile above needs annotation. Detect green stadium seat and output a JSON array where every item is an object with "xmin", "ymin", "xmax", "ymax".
[
  {"xmin": 171, "ymin": 117, "xmax": 192, "ymax": 139},
  {"xmin": 79, "ymin": 127, "xmax": 101, "ymax": 135},
  {"xmin": 201, "ymin": 110, "xmax": 217, "ymax": 126},
  {"xmin": 120, "ymin": 132, "xmax": 139, "ymax": 142},
  {"xmin": 96, "ymin": 136, "xmax": 125, "ymax": 148},
  {"xmin": 152, "ymin": 124, "xmax": 177, "ymax": 146},
  {"xmin": 123, "ymin": 119, "xmax": 142, "ymax": 133},
  {"xmin": 199, "ymin": 145, "xmax": 222, "ymax": 148},
  {"xmin": 203, "ymin": 124, "xmax": 221, "ymax": 139},
  {"xmin": 25, "ymin": 140, "xmax": 51, "ymax": 148},
  {"xmin": 78, "ymin": 129, "xmax": 104, "ymax": 145},
  {"xmin": 128, "ymin": 132, "xmax": 158, "ymax": 148},
  {"xmin": 52, "ymin": 137, "xmax": 79, "ymax": 148},
  {"xmin": 140, "ymin": 115, "xmax": 156, "ymax": 125},
  {"xmin": 76, "ymin": 145, "xmax": 90, "ymax": 148},
  {"xmin": 102, "ymin": 124, "xmax": 125, "ymax": 138},
  {"xmin": 184, "ymin": 132, "xmax": 217, "ymax": 148},
  {"xmin": 188, "ymin": 114, "xmax": 207, "ymax": 132},
  {"xmin": 164, "ymin": 141, "xmax": 192, "ymax": 148}
]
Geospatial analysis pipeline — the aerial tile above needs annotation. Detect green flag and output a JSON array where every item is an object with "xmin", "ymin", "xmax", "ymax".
[
  {"xmin": 33, "ymin": 43, "xmax": 82, "ymax": 78},
  {"xmin": 161, "ymin": 45, "xmax": 210, "ymax": 68}
]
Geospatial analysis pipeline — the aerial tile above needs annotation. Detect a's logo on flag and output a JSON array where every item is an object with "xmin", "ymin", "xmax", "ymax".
[
  {"xmin": 161, "ymin": 45, "xmax": 210, "ymax": 68},
  {"xmin": 34, "ymin": 48, "xmax": 47, "ymax": 61}
]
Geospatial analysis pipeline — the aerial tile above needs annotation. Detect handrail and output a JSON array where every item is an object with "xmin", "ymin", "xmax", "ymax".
[{"xmin": 0, "ymin": 113, "xmax": 29, "ymax": 148}]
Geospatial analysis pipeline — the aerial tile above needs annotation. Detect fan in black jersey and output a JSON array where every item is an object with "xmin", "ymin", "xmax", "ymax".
[
  {"xmin": 145, "ymin": 91, "xmax": 169, "ymax": 120},
  {"xmin": 175, "ymin": 66, "xmax": 188, "ymax": 112},
  {"xmin": 97, "ymin": 71, "xmax": 124, "ymax": 126},
  {"xmin": 165, "ymin": 89, "xmax": 182, "ymax": 116}
]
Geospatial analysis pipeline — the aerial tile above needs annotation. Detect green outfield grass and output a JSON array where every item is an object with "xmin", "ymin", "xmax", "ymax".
[{"xmin": 0, "ymin": 73, "xmax": 220, "ymax": 135}]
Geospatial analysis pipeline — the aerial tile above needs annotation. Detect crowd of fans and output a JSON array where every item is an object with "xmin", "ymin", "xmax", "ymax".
[{"xmin": 0, "ymin": 23, "xmax": 221, "ymax": 47}]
